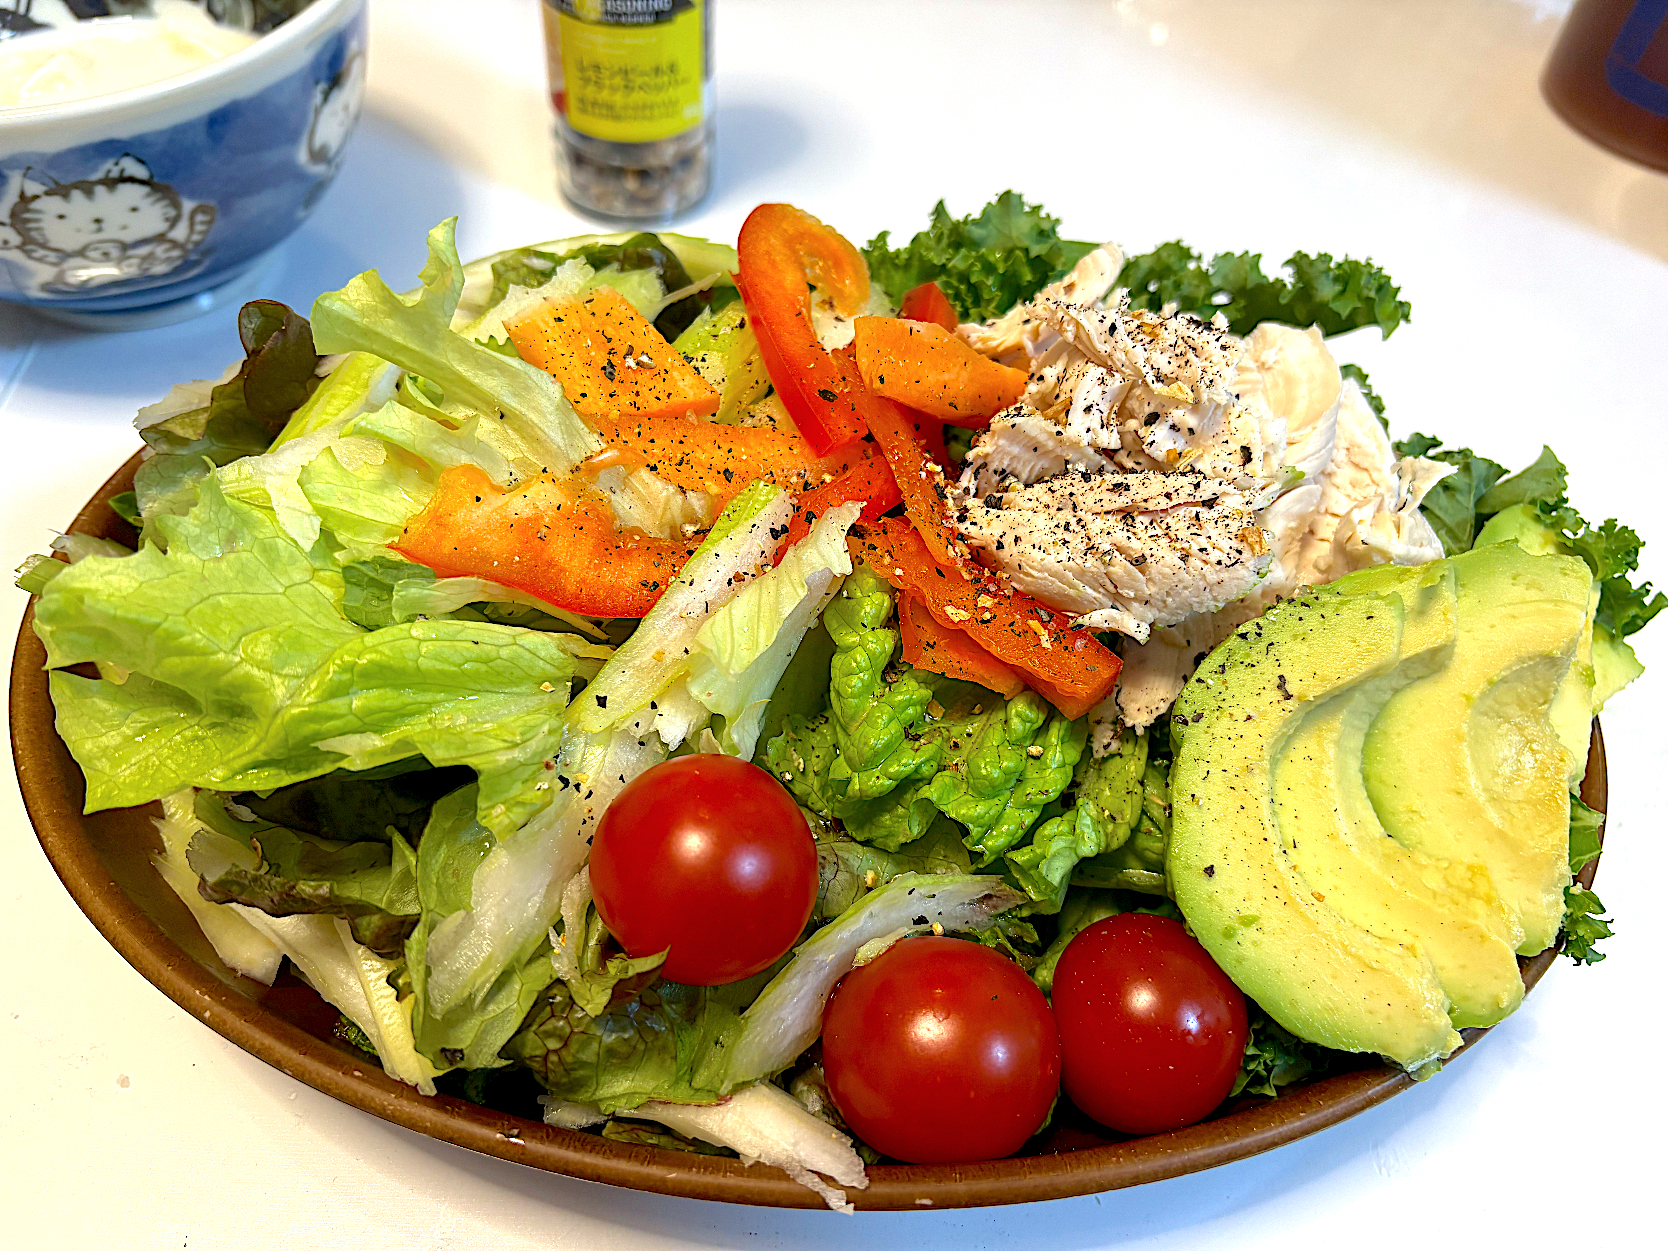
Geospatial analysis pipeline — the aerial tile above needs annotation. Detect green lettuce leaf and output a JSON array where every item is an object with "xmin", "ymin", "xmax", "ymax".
[
  {"xmin": 813, "ymin": 822, "xmax": 971, "ymax": 922},
  {"xmin": 485, "ymin": 232, "xmax": 712, "ymax": 343},
  {"xmin": 34, "ymin": 478, "xmax": 587, "ymax": 833},
  {"xmin": 1119, "ymin": 242, "xmax": 1411, "ymax": 338},
  {"xmin": 503, "ymin": 973, "xmax": 754, "ymax": 1114},
  {"xmin": 574, "ymin": 481, "xmax": 791, "ymax": 740},
  {"xmin": 1568, "ymin": 795, "xmax": 1605, "ymax": 876},
  {"xmin": 310, "ymin": 218, "xmax": 601, "ymax": 478},
  {"xmin": 1068, "ymin": 755, "xmax": 1173, "ymax": 894},
  {"xmin": 231, "ymin": 757, "xmax": 475, "ymax": 846},
  {"xmin": 187, "ymin": 796, "xmax": 420, "ymax": 956},
  {"xmin": 405, "ymin": 786, "xmax": 559, "ymax": 1068},
  {"xmin": 862, "ymin": 192, "xmax": 1097, "ymax": 322},
  {"xmin": 133, "ymin": 299, "xmax": 321, "ymax": 530},
  {"xmin": 761, "ymin": 563, "xmax": 1085, "ymax": 861},
  {"xmin": 557, "ymin": 901, "xmax": 669, "ymax": 1020}
]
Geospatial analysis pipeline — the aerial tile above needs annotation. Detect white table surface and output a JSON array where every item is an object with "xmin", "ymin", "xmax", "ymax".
[{"xmin": 3, "ymin": 1, "xmax": 1664, "ymax": 1246}]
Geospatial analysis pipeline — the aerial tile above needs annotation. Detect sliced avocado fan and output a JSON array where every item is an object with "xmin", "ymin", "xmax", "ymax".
[{"xmin": 1168, "ymin": 544, "xmax": 1593, "ymax": 1071}]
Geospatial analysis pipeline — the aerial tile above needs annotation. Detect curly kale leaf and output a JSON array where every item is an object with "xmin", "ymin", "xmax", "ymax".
[
  {"xmin": 1534, "ymin": 502, "xmax": 1667, "ymax": 638},
  {"xmin": 862, "ymin": 191, "xmax": 1097, "ymax": 323},
  {"xmin": 1232, "ymin": 1006, "xmax": 1335, "ymax": 1098},
  {"xmin": 1410, "ymin": 440, "xmax": 1664, "ymax": 636},
  {"xmin": 1560, "ymin": 886, "xmax": 1613, "ymax": 966},
  {"xmin": 1006, "ymin": 729, "xmax": 1148, "ymax": 912},
  {"xmin": 1560, "ymin": 797, "xmax": 1612, "ymax": 965},
  {"xmin": 1118, "ymin": 242, "xmax": 1411, "ymax": 338}
]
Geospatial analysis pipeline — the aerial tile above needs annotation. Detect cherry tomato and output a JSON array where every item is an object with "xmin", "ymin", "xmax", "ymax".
[
  {"xmin": 1051, "ymin": 914, "xmax": 1248, "ymax": 1135},
  {"xmin": 589, "ymin": 755, "xmax": 817, "ymax": 986},
  {"xmin": 821, "ymin": 936, "xmax": 1061, "ymax": 1163}
]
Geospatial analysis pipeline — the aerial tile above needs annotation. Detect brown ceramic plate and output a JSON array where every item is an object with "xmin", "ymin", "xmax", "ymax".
[{"xmin": 10, "ymin": 452, "xmax": 1608, "ymax": 1211}]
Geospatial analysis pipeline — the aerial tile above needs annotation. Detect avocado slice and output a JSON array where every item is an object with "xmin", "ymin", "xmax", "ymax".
[
  {"xmin": 1361, "ymin": 543, "xmax": 1591, "ymax": 956},
  {"xmin": 1275, "ymin": 566, "xmax": 1525, "ymax": 1030},
  {"xmin": 1170, "ymin": 590, "xmax": 1463, "ymax": 1069}
]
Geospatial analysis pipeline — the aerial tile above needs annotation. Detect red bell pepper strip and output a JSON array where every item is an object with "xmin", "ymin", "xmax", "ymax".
[
  {"xmin": 580, "ymin": 413, "xmax": 864, "ymax": 505},
  {"xmin": 897, "ymin": 589, "xmax": 1026, "ymax": 697},
  {"xmin": 850, "ymin": 517, "xmax": 1122, "ymax": 720},
  {"xmin": 394, "ymin": 465, "xmax": 699, "ymax": 619},
  {"xmin": 736, "ymin": 203, "xmax": 873, "ymax": 455},
  {"xmin": 898, "ymin": 280, "xmax": 959, "ymax": 332},
  {"xmin": 781, "ymin": 451, "xmax": 903, "ymax": 553}
]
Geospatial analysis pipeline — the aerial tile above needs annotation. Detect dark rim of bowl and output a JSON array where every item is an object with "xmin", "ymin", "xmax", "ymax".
[{"xmin": 9, "ymin": 450, "xmax": 1608, "ymax": 1211}]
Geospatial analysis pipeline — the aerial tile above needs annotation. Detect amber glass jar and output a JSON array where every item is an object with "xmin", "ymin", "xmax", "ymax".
[{"xmin": 1543, "ymin": 0, "xmax": 1668, "ymax": 173}]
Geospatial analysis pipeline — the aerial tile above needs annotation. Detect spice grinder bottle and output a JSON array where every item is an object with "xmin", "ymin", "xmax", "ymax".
[
  {"xmin": 1543, "ymin": 0, "xmax": 1668, "ymax": 174},
  {"xmin": 541, "ymin": 0, "xmax": 714, "ymax": 223}
]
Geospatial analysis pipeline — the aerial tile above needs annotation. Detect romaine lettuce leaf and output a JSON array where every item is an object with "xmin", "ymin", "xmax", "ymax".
[
  {"xmin": 1006, "ymin": 729, "xmax": 1148, "ymax": 912},
  {"xmin": 418, "ymin": 717, "xmax": 665, "ymax": 1021},
  {"xmin": 722, "ymin": 873, "xmax": 1025, "ymax": 1089},
  {"xmin": 574, "ymin": 481, "xmax": 791, "ymax": 742},
  {"xmin": 404, "ymin": 785, "xmax": 560, "ymax": 1068},
  {"xmin": 684, "ymin": 501, "xmax": 860, "ymax": 757}
]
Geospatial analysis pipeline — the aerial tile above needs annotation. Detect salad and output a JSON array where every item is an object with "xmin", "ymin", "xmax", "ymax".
[{"xmin": 17, "ymin": 193, "xmax": 1655, "ymax": 1212}]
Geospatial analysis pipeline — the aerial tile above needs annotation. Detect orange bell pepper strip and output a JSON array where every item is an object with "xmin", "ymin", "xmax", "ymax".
[
  {"xmin": 851, "ymin": 316, "xmax": 1025, "ymax": 427},
  {"xmin": 855, "ymin": 381, "xmax": 965, "ymax": 572},
  {"xmin": 580, "ymin": 414, "xmax": 865, "ymax": 504},
  {"xmin": 850, "ymin": 517, "xmax": 1122, "ymax": 720},
  {"xmin": 897, "ymin": 590, "xmax": 1026, "ymax": 697},
  {"xmin": 898, "ymin": 280, "xmax": 959, "ymax": 332},
  {"xmin": 781, "ymin": 451, "xmax": 903, "ymax": 552},
  {"xmin": 393, "ymin": 465, "xmax": 699, "ymax": 619},
  {"xmin": 736, "ymin": 203, "xmax": 873, "ymax": 455},
  {"xmin": 508, "ymin": 285, "xmax": 719, "ymax": 422}
]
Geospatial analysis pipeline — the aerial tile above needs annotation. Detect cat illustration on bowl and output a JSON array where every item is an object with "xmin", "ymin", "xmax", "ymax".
[
  {"xmin": 300, "ymin": 46, "xmax": 364, "ymax": 187},
  {"xmin": 0, "ymin": 154, "xmax": 216, "ymax": 295}
]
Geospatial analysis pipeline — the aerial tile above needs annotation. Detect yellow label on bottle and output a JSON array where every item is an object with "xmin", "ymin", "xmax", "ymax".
[{"xmin": 556, "ymin": 0, "xmax": 705, "ymax": 144}]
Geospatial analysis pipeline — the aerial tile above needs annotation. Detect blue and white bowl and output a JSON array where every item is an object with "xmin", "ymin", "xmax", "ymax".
[{"xmin": 0, "ymin": 0, "xmax": 366, "ymax": 329}]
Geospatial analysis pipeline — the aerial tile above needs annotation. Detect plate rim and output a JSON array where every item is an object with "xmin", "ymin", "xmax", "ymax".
[{"xmin": 8, "ymin": 450, "xmax": 1606, "ymax": 1211}]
